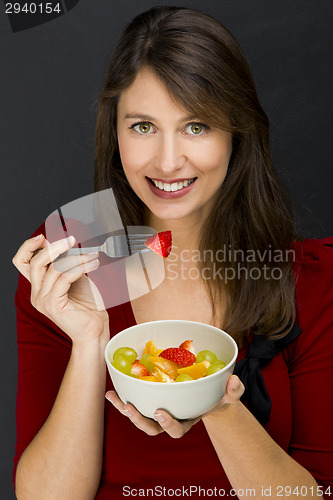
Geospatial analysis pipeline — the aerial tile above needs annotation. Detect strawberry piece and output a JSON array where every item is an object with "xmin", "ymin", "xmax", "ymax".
[
  {"xmin": 144, "ymin": 231, "xmax": 172, "ymax": 258},
  {"xmin": 159, "ymin": 347, "xmax": 196, "ymax": 367},
  {"xmin": 179, "ymin": 340, "xmax": 195, "ymax": 355},
  {"xmin": 131, "ymin": 360, "xmax": 149, "ymax": 377}
]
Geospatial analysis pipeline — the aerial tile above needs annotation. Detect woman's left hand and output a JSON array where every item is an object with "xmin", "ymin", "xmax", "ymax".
[{"xmin": 105, "ymin": 374, "xmax": 244, "ymax": 438}]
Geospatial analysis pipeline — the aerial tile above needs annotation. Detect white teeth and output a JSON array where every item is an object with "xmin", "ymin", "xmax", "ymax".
[{"xmin": 151, "ymin": 178, "xmax": 195, "ymax": 192}]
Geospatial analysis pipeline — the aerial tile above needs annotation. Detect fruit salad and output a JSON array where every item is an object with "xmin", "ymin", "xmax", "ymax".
[{"xmin": 111, "ymin": 339, "xmax": 226, "ymax": 382}]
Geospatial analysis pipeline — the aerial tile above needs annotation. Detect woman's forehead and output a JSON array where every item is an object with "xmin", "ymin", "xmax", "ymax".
[{"xmin": 117, "ymin": 69, "xmax": 192, "ymax": 119}]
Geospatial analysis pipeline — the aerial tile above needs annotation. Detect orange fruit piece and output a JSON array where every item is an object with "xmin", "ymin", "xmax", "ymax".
[
  {"xmin": 149, "ymin": 356, "xmax": 180, "ymax": 380},
  {"xmin": 143, "ymin": 340, "xmax": 159, "ymax": 356},
  {"xmin": 138, "ymin": 375, "xmax": 158, "ymax": 382},
  {"xmin": 151, "ymin": 367, "xmax": 174, "ymax": 383},
  {"xmin": 177, "ymin": 360, "xmax": 210, "ymax": 380}
]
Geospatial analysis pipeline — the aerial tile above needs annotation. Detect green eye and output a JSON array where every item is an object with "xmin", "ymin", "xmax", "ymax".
[
  {"xmin": 190, "ymin": 123, "xmax": 203, "ymax": 135},
  {"xmin": 136, "ymin": 122, "xmax": 151, "ymax": 134}
]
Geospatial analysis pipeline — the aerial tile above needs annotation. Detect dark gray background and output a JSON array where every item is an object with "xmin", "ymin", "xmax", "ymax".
[{"xmin": 1, "ymin": 0, "xmax": 332, "ymax": 498}]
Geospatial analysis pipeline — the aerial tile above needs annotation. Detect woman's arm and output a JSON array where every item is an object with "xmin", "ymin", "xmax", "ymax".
[
  {"xmin": 16, "ymin": 338, "xmax": 108, "ymax": 500},
  {"xmin": 13, "ymin": 234, "xmax": 110, "ymax": 500},
  {"xmin": 203, "ymin": 402, "xmax": 322, "ymax": 500},
  {"xmin": 108, "ymin": 382, "xmax": 323, "ymax": 499}
]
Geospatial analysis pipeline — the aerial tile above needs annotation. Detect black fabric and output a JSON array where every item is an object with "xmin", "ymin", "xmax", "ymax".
[{"xmin": 234, "ymin": 323, "xmax": 302, "ymax": 424}]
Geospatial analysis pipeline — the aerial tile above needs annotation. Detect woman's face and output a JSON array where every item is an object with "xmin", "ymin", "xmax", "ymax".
[{"xmin": 117, "ymin": 69, "xmax": 232, "ymax": 225}]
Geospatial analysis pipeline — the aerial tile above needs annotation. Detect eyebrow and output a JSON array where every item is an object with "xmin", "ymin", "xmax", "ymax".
[{"xmin": 123, "ymin": 113, "xmax": 198, "ymax": 122}]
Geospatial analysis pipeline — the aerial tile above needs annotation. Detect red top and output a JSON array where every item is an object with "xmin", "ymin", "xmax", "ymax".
[{"xmin": 13, "ymin": 235, "xmax": 333, "ymax": 498}]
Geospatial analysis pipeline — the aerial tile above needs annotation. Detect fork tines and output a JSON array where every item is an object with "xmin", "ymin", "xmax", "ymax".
[{"xmin": 126, "ymin": 233, "xmax": 151, "ymax": 253}]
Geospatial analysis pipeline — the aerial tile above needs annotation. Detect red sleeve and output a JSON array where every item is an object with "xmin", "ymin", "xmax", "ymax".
[{"xmin": 286, "ymin": 238, "xmax": 333, "ymax": 496}]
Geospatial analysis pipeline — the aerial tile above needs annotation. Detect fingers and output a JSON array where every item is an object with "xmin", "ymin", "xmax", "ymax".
[
  {"xmin": 19, "ymin": 235, "xmax": 100, "ymax": 314},
  {"xmin": 12, "ymin": 234, "xmax": 46, "ymax": 281},
  {"xmin": 38, "ymin": 253, "xmax": 99, "ymax": 299},
  {"xmin": 207, "ymin": 375, "xmax": 244, "ymax": 412},
  {"xmin": 222, "ymin": 375, "xmax": 245, "ymax": 404},
  {"xmin": 153, "ymin": 410, "xmax": 199, "ymax": 438},
  {"xmin": 31, "ymin": 257, "xmax": 100, "ymax": 316},
  {"xmin": 29, "ymin": 236, "xmax": 75, "ymax": 307},
  {"xmin": 105, "ymin": 391, "xmax": 163, "ymax": 436},
  {"xmin": 200, "ymin": 375, "xmax": 245, "ymax": 420},
  {"xmin": 105, "ymin": 391, "xmax": 199, "ymax": 438},
  {"xmin": 12, "ymin": 234, "xmax": 75, "ymax": 284},
  {"xmin": 29, "ymin": 236, "xmax": 76, "ymax": 292}
]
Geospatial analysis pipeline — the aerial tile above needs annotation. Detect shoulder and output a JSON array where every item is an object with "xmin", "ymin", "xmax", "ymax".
[
  {"xmin": 289, "ymin": 237, "xmax": 333, "ymax": 364},
  {"xmin": 293, "ymin": 237, "xmax": 333, "ymax": 267},
  {"xmin": 292, "ymin": 237, "xmax": 333, "ymax": 309}
]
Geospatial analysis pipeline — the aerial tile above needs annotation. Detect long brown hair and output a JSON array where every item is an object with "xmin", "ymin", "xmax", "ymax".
[{"xmin": 94, "ymin": 6, "xmax": 300, "ymax": 345}]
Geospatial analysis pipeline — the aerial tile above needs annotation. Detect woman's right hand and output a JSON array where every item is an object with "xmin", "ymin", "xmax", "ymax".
[{"xmin": 12, "ymin": 234, "xmax": 110, "ymax": 346}]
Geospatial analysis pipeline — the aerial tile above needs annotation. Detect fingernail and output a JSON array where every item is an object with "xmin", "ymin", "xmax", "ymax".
[
  {"xmin": 233, "ymin": 382, "xmax": 240, "ymax": 391},
  {"xmin": 34, "ymin": 234, "xmax": 43, "ymax": 240},
  {"xmin": 121, "ymin": 409, "xmax": 132, "ymax": 417},
  {"xmin": 60, "ymin": 236, "xmax": 74, "ymax": 248},
  {"xmin": 154, "ymin": 412, "xmax": 165, "ymax": 422},
  {"xmin": 105, "ymin": 395, "xmax": 113, "ymax": 403}
]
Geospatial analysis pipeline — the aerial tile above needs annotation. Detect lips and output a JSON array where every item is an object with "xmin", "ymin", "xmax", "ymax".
[{"xmin": 147, "ymin": 177, "xmax": 197, "ymax": 193}]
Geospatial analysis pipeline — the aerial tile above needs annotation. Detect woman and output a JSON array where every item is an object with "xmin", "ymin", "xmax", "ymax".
[{"xmin": 12, "ymin": 6, "xmax": 333, "ymax": 500}]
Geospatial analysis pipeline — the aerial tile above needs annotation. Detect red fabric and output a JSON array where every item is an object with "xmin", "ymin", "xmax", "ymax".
[{"xmin": 13, "ymin": 234, "xmax": 333, "ymax": 498}]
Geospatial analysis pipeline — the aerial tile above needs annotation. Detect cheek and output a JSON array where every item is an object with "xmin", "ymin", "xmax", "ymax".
[
  {"xmin": 213, "ymin": 137, "xmax": 233, "ymax": 177},
  {"xmin": 118, "ymin": 136, "xmax": 140, "ymax": 178},
  {"xmin": 195, "ymin": 139, "xmax": 232, "ymax": 178},
  {"xmin": 117, "ymin": 133, "xmax": 151, "ymax": 178}
]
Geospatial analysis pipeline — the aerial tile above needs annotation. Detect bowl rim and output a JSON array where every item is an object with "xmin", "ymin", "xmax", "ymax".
[{"xmin": 105, "ymin": 319, "xmax": 238, "ymax": 386}]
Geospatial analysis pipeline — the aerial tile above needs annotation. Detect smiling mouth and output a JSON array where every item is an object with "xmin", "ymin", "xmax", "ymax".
[{"xmin": 147, "ymin": 177, "xmax": 197, "ymax": 192}]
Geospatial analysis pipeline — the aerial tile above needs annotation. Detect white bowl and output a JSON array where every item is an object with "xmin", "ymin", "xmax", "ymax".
[{"xmin": 105, "ymin": 320, "xmax": 238, "ymax": 420}]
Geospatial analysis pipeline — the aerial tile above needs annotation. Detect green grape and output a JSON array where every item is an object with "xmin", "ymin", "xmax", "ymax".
[
  {"xmin": 175, "ymin": 374, "xmax": 194, "ymax": 382},
  {"xmin": 139, "ymin": 353, "xmax": 154, "ymax": 373},
  {"xmin": 112, "ymin": 354, "xmax": 132, "ymax": 375},
  {"xmin": 196, "ymin": 350, "xmax": 217, "ymax": 364},
  {"xmin": 113, "ymin": 347, "xmax": 137, "ymax": 363},
  {"xmin": 206, "ymin": 361, "xmax": 226, "ymax": 376}
]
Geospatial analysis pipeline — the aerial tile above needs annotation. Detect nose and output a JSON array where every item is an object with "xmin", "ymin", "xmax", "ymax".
[{"xmin": 154, "ymin": 133, "xmax": 185, "ymax": 174}]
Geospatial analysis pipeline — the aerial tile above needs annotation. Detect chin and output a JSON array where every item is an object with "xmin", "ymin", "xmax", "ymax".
[{"xmin": 149, "ymin": 204, "xmax": 197, "ymax": 223}]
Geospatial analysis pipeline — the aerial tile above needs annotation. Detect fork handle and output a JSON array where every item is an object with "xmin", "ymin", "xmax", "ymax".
[
  {"xmin": 66, "ymin": 246, "xmax": 101, "ymax": 256},
  {"xmin": 31, "ymin": 246, "xmax": 101, "ymax": 261}
]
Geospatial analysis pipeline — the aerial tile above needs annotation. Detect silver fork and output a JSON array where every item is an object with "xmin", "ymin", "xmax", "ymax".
[{"xmin": 64, "ymin": 233, "xmax": 152, "ymax": 258}]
